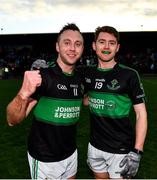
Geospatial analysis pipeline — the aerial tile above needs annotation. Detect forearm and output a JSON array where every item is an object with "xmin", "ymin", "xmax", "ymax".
[
  {"xmin": 134, "ymin": 104, "xmax": 147, "ymax": 151},
  {"xmin": 6, "ymin": 94, "xmax": 29, "ymax": 126},
  {"xmin": 7, "ymin": 70, "xmax": 42, "ymax": 126},
  {"xmin": 135, "ymin": 118, "xmax": 147, "ymax": 151}
]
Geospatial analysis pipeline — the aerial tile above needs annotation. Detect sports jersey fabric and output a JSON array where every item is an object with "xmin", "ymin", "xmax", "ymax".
[
  {"xmin": 83, "ymin": 63, "xmax": 146, "ymax": 154},
  {"xmin": 28, "ymin": 62, "xmax": 84, "ymax": 162}
]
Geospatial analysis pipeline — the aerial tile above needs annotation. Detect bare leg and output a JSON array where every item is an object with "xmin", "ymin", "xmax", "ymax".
[
  {"xmin": 94, "ymin": 172, "xmax": 110, "ymax": 179},
  {"xmin": 68, "ymin": 174, "xmax": 76, "ymax": 179}
]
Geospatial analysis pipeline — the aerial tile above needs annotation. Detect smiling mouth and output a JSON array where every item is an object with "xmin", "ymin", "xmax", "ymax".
[
  {"xmin": 68, "ymin": 54, "xmax": 76, "ymax": 57},
  {"xmin": 102, "ymin": 51, "xmax": 111, "ymax": 54}
]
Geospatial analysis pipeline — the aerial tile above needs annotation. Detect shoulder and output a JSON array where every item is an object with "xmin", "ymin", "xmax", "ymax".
[
  {"xmin": 117, "ymin": 64, "xmax": 140, "ymax": 77},
  {"xmin": 76, "ymin": 65, "xmax": 97, "ymax": 82},
  {"xmin": 76, "ymin": 65, "xmax": 97, "ymax": 74},
  {"xmin": 39, "ymin": 67, "xmax": 56, "ymax": 81}
]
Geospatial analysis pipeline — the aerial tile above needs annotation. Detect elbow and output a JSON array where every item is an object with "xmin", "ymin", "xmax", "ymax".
[
  {"xmin": 8, "ymin": 122, "xmax": 14, "ymax": 127},
  {"xmin": 6, "ymin": 107, "xmax": 25, "ymax": 127},
  {"xmin": 7, "ymin": 114, "xmax": 20, "ymax": 126},
  {"xmin": 6, "ymin": 94, "xmax": 28, "ymax": 126}
]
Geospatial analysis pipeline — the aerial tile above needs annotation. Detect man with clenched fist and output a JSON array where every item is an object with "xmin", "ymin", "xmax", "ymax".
[{"xmin": 6, "ymin": 23, "xmax": 84, "ymax": 179}]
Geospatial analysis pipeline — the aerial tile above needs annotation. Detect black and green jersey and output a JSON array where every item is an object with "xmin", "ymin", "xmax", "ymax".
[
  {"xmin": 28, "ymin": 62, "xmax": 84, "ymax": 162},
  {"xmin": 83, "ymin": 63, "xmax": 146, "ymax": 154}
]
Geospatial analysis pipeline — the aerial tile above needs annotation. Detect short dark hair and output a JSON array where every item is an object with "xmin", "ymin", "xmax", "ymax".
[
  {"xmin": 57, "ymin": 23, "xmax": 82, "ymax": 42},
  {"xmin": 94, "ymin": 26, "xmax": 120, "ymax": 43}
]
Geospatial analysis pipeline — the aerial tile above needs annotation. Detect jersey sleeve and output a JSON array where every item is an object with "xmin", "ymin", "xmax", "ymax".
[{"xmin": 128, "ymin": 71, "xmax": 146, "ymax": 105}]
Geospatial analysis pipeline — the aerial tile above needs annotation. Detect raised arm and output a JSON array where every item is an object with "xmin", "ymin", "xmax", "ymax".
[{"xmin": 7, "ymin": 70, "xmax": 42, "ymax": 126}]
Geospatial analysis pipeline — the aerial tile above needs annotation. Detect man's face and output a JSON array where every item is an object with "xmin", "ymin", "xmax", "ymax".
[
  {"xmin": 93, "ymin": 32, "xmax": 120, "ymax": 63},
  {"xmin": 56, "ymin": 30, "xmax": 84, "ymax": 66}
]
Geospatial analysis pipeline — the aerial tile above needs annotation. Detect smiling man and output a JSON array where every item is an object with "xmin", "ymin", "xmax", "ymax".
[
  {"xmin": 83, "ymin": 26, "xmax": 147, "ymax": 179},
  {"xmin": 6, "ymin": 23, "xmax": 84, "ymax": 179}
]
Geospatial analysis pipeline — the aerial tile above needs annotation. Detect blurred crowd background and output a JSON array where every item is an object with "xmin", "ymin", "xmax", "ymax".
[{"xmin": 0, "ymin": 32, "xmax": 157, "ymax": 79}]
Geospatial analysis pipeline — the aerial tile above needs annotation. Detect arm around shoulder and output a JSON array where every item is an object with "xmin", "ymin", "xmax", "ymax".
[{"xmin": 83, "ymin": 95, "xmax": 89, "ymax": 106}]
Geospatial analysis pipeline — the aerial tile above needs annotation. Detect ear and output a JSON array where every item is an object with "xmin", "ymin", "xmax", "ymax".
[
  {"xmin": 116, "ymin": 44, "xmax": 120, "ymax": 52},
  {"xmin": 56, "ymin": 42, "xmax": 59, "ymax": 53},
  {"xmin": 92, "ymin": 41, "xmax": 96, "ymax": 51}
]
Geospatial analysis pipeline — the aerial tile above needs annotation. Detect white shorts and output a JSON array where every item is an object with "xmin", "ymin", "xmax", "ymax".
[
  {"xmin": 28, "ymin": 150, "xmax": 77, "ymax": 179},
  {"xmin": 87, "ymin": 143, "xmax": 127, "ymax": 178}
]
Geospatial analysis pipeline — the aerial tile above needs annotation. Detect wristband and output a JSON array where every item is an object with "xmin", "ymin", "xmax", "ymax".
[{"xmin": 132, "ymin": 148, "xmax": 143, "ymax": 155}]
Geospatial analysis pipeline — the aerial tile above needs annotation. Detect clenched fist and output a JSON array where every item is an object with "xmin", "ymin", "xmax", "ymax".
[{"xmin": 18, "ymin": 70, "xmax": 42, "ymax": 99}]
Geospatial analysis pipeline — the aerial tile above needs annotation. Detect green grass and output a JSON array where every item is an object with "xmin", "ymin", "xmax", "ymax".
[{"xmin": 0, "ymin": 76, "xmax": 157, "ymax": 178}]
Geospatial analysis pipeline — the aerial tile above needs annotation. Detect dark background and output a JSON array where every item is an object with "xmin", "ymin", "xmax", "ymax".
[
  {"xmin": 0, "ymin": 31, "xmax": 157, "ymax": 77},
  {"xmin": 0, "ymin": 31, "xmax": 157, "ymax": 54}
]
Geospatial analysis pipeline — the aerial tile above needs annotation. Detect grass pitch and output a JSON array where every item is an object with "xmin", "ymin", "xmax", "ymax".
[{"xmin": 0, "ymin": 76, "xmax": 157, "ymax": 178}]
